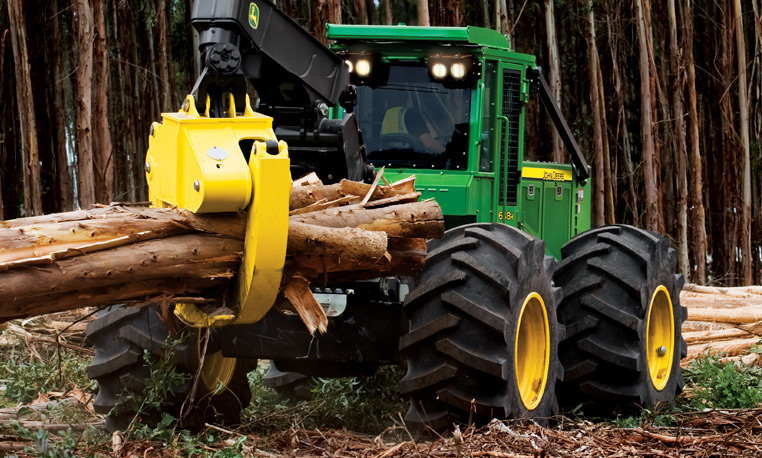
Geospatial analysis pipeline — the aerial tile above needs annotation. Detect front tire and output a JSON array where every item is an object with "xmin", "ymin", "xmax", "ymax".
[
  {"xmin": 400, "ymin": 223, "xmax": 563, "ymax": 430},
  {"xmin": 554, "ymin": 225, "xmax": 687, "ymax": 415},
  {"xmin": 86, "ymin": 305, "xmax": 252, "ymax": 432}
]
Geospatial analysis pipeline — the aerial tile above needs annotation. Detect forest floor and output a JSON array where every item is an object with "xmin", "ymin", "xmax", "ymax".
[{"xmin": 2, "ymin": 291, "xmax": 762, "ymax": 457}]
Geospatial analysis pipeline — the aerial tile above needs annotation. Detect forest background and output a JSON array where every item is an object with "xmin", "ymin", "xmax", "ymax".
[{"xmin": 1, "ymin": 0, "xmax": 761, "ymax": 287}]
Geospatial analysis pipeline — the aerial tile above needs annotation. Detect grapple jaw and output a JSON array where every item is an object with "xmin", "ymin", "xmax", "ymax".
[{"xmin": 146, "ymin": 95, "xmax": 291, "ymax": 327}]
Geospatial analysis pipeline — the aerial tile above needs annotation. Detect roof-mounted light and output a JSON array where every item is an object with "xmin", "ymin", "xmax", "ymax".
[
  {"xmin": 431, "ymin": 63, "xmax": 448, "ymax": 79},
  {"xmin": 427, "ymin": 54, "xmax": 479, "ymax": 87}
]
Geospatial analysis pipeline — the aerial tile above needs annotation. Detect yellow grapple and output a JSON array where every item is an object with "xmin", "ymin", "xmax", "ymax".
[{"xmin": 145, "ymin": 95, "xmax": 291, "ymax": 327}]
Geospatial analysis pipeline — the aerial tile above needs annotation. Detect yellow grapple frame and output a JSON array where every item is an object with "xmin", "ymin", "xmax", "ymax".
[{"xmin": 145, "ymin": 95, "xmax": 291, "ymax": 327}]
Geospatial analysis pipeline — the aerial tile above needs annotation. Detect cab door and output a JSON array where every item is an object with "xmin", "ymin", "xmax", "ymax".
[{"xmin": 494, "ymin": 62, "xmax": 526, "ymax": 228}]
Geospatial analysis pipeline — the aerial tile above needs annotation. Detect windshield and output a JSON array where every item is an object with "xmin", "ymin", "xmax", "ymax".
[{"xmin": 355, "ymin": 64, "xmax": 471, "ymax": 170}]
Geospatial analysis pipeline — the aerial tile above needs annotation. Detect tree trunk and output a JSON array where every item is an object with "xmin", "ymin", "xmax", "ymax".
[
  {"xmin": 50, "ymin": 0, "xmax": 73, "ymax": 212},
  {"xmin": 92, "ymin": 0, "xmax": 113, "ymax": 205},
  {"xmin": 7, "ymin": 0, "xmax": 43, "ymax": 216},
  {"xmin": 668, "ymin": 0, "xmax": 690, "ymax": 280},
  {"xmin": 586, "ymin": 0, "xmax": 605, "ymax": 227},
  {"xmin": 383, "ymin": 0, "xmax": 393, "ymax": 24},
  {"xmin": 418, "ymin": 0, "xmax": 430, "ymax": 26},
  {"xmin": 156, "ymin": 0, "xmax": 173, "ymax": 111},
  {"xmin": 733, "ymin": 0, "xmax": 753, "ymax": 285},
  {"xmin": 481, "ymin": 0, "xmax": 490, "ymax": 29},
  {"xmin": 683, "ymin": 0, "xmax": 707, "ymax": 284},
  {"xmin": 635, "ymin": 0, "xmax": 658, "ymax": 232},
  {"xmin": 606, "ymin": 7, "xmax": 638, "ymax": 226},
  {"xmin": 74, "ymin": 0, "xmax": 96, "ymax": 209},
  {"xmin": 545, "ymin": 0, "xmax": 562, "ymax": 163}
]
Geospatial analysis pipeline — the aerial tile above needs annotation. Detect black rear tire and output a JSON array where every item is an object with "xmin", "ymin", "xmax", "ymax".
[
  {"xmin": 553, "ymin": 225, "xmax": 687, "ymax": 415},
  {"xmin": 86, "ymin": 305, "xmax": 252, "ymax": 432},
  {"xmin": 400, "ymin": 223, "xmax": 563, "ymax": 430}
]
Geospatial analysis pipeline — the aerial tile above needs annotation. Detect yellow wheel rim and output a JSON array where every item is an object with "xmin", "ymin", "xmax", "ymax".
[
  {"xmin": 514, "ymin": 292, "xmax": 550, "ymax": 410},
  {"xmin": 646, "ymin": 285, "xmax": 675, "ymax": 391},
  {"xmin": 198, "ymin": 334, "xmax": 237, "ymax": 395}
]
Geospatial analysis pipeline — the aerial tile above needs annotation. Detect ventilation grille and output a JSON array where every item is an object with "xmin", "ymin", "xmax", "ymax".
[{"xmin": 500, "ymin": 70, "xmax": 522, "ymax": 206}]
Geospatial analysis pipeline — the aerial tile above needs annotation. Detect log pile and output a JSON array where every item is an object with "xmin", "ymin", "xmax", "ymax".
[
  {"xmin": 682, "ymin": 283, "xmax": 762, "ymax": 365},
  {"xmin": 0, "ymin": 173, "xmax": 444, "ymax": 332}
]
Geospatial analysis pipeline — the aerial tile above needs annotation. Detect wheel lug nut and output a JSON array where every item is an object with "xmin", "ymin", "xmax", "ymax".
[{"xmin": 657, "ymin": 346, "xmax": 667, "ymax": 356}]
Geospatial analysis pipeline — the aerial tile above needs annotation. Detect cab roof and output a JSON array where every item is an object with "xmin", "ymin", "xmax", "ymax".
[{"xmin": 325, "ymin": 24, "xmax": 511, "ymax": 50}]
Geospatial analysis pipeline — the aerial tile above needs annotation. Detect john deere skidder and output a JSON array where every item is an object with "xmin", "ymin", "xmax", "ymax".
[{"xmin": 86, "ymin": 0, "xmax": 685, "ymax": 431}]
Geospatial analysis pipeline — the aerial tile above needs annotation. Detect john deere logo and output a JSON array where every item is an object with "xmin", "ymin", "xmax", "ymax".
[{"xmin": 249, "ymin": 2, "xmax": 259, "ymax": 29}]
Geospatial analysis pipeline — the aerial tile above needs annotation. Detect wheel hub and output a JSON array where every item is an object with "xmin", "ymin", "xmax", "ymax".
[
  {"xmin": 515, "ymin": 292, "xmax": 550, "ymax": 410},
  {"xmin": 198, "ymin": 335, "xmax": 237, "ymax": 394},
  {"xmin": 646, "ymin": 285, "xmax": 675, "ymax": 391}
]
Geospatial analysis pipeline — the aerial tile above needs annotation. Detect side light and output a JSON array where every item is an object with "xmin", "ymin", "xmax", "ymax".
[
  {"xmin": 356, "ymin": 59, "xmax": 372, "ymax": 77},
  {"xmin": 451, "ymin": 62, "xmax": 467, "ymax": 80},
  {"xmin": 346, "ymin": 60, "xmax": 354, "ymax": 73},
  {"xmin": 431, "ymin": 63, "xmax": 447, "ymax": 79}
]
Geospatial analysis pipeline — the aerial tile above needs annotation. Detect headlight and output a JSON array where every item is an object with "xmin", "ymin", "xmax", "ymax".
[
  {"xmin": 432, "ymin": 63, "xmax": 447, "ymax": 79},
  {"xmin": 451, "ymin": 62, "xmax": 467, "ymax": 80},
  {"xmin": 346, "ymin": 60, "xmax": 354, "ymax": 73},
  {"xmin": 356, "ymin": 59, "xmax": 372, "ymax": 77}
]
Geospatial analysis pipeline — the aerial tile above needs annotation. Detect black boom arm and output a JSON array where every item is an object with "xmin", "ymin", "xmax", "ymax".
[
  {"xmin": 529, "ymin": 68, "xmax": 591, "ymax": 184},
  {"xmin": 190, "ymin": 0, "xmax": 373, "ymax": 183},
  {"xmin": 191, "ymin": 0, "xmax": 350, "ymax": 113}
]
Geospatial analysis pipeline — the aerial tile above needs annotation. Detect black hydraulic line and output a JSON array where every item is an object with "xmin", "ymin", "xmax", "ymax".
[{"xmin": 533, "ymin": 68, "xmax": 591, "ymax": 184}]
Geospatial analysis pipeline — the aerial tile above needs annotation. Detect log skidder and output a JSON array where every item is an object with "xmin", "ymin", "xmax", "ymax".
[
  {"xmin": 86, "ymin": 305, "xmax": 252, "ymax": 432},
  {"xmin": 553, "ymin": 225, "xmax": 687, "ymax": 415},
  {"xmin": 399, "ymin": 224, "xmax": 563, "ymax": 430}
]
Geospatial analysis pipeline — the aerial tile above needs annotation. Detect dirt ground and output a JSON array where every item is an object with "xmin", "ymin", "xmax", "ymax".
[{"xmin": 2, "ymin": 290, "xmax": 762, "ymax": 457}]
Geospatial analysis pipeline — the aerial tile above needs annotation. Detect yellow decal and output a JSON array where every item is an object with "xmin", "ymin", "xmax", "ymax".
[
  {"xmin": 249, "ymin": 2, "xmax": 260, "ymax": 29},
  {"xmin": 498, "ymin": 211, "xmax": 514, "ymax": 221},
  {"xmin": 522, "ymin": 167, "xmax": 572, "ymax": 182}
]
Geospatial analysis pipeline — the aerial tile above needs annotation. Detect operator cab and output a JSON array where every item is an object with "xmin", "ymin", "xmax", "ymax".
[{"xmin": 346, "ymin": 59, "xmax": 473, "ymax": 170}]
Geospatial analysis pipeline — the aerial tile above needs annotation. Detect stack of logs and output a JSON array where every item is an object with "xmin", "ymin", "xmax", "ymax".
[
  {"xmin": 682, "ymin": 283, "xmax": 762, "ymax": 365},
  {"xmin": 0, "ymin": 172, "xmax": 444, "ymax": 334}
]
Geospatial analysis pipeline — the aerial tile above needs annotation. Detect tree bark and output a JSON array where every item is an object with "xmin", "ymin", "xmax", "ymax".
[
  {"xmin": 545, "ymin": 0, "xmax": 562, "ymax": 163},
  {"xmin": 74, "ymin": 0, "xmax": 96, "ymax": 209},
  {"xmin": 51, "ymin": 0, "xmax": 73, "ymax": 212},
  {"xmin": 481, "ymin": 0, "xmax": 490, "ymax": 29},
  {"xmin": 733, "ymin": 0, "xmax": 753, "ymax": 285},
  {"xmin": 683, "ymin": 0, "xmax": 707, "ymax": 284},
  {"xmin": 607, "ymin": 7, "xmax": 638, "ymax": 226},
  {"xmin": 668, "ymin": 0, "xmax": 690, "ymax": 280},
  {"xmin": 383, "ymin": 0, "xmax": 393, "ymax": 24},
  {"xmin": 418, "ymin": 0, "xmax": 430, "ymax": 26},
  {"xmin": 635, "ymin": 0, "xmax": 658, "ymax": 232},
  {"xmin": 92, "ymin": 0, "xmax": 113, "ymax": 205},
  {"xmin": 586, "ymin": 0, "xmax": 605, "ymax": 227},
  {"xmin": 7, "ymin": 0, "xmax": 43, "ymax": 216},
  {"xmin": 290, "ymin": 200, "xmax": 444, "ymax": 238}
]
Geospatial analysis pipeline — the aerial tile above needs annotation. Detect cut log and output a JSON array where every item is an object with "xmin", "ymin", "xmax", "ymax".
[
  {"xmin": 687, "ymin": 307, "xmax": 762, "ymax": 325},
  {"xmin": 291, "ymin": 200, "xmax": 444, "ymax": 238},
  {"xmin": 683, "ymin": 283, "xmax": 762, "ymax": 296},
  {"xmin": 289, "ymin": 178, "xmax": 418, "ymax": 209},
  {"xmin": 686, "ymin": 337, "xmax": 761, "ymax": 360},
  {"xmin": 683, "ymin": 328, "xmax": 755, "ymax": 345},
  {"xmin": 288, "ymin": 221, "xmax": 388, "ymax": 262},
  {"xmin": 0, "ymin": 178, "xmax": 445, "ymax": 329},
  {"xmin": 292, "ymin": 237, "xmax": 427, "ymax": 280}
]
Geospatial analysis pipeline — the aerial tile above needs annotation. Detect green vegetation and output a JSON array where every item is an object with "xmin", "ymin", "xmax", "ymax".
[
  {"xmin": 121, "ymin": 337, "xmax": 191, "ymax": 431},
  {"xmin": 0, "ymin": 352, "xmax": 94, "ymax": 406},
  {"xmin": 683, "ymin": 349, "xmax": 762, "ymax": 410},
  {"xmin": 245, "ymin": 363, "xmax": 406, "ymax": 434}
]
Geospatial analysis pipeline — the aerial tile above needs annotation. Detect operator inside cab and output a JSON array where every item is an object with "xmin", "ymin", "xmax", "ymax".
[
  {"xmin": 380, "ymin": 91, "xmax": 446, "ymax": 154},
  {"xmin": 353, "ymin": 63, "xmax": 471, "ymax": 170}
]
